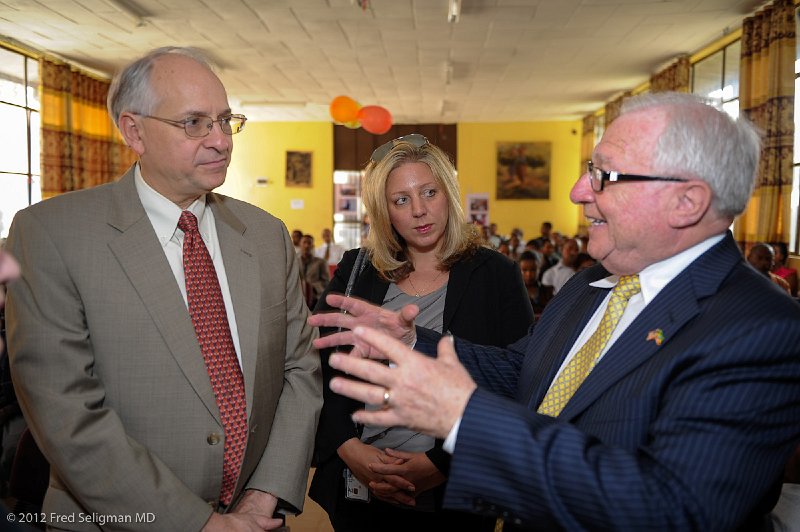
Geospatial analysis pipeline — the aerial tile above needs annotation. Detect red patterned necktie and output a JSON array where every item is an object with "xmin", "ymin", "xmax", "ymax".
[{"xmin": 178, "ymin": 210, "xmax": 247, "ymax": 506}]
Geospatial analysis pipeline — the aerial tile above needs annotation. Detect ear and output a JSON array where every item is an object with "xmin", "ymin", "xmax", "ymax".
[
  {"xmin": 667, "ymin": 180, "xmax": 712, "ymax": 229},
  {"xmin": 118, "ymin": 112, "xmax": 146, "ymax": 156}
]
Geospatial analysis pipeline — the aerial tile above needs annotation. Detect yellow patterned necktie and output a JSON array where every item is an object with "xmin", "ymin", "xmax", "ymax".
[{"xmin": 537, "ymin": 274, "xmax": 641, "ymax": 417}]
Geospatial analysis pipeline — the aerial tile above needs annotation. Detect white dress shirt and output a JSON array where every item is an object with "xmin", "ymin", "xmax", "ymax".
[
  {"xmin": 444, "ymin": 233, "xmax": 726, "ymax": 453},
  {"xmin": 541, "ymin": 261, "xmax": 576, "ymax": 294},
  {"xmin": 134, "ymin": 165, "xmax": 243, "ymax": 368},
  {"xmin": 315, "ymin": 242, "xmax": 345, "ymax": 265}
]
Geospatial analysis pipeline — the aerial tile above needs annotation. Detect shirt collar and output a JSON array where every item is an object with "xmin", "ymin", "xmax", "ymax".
[
  {"xmin": 134, "ymin": 164, "xmax": 207, "ymax": 246},
  {"xmin": 590, "ymin": 233, "xmax": 725, "ymax": 304}
]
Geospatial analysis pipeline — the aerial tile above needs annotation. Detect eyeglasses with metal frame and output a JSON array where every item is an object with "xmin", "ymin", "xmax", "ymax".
[
  {"xmin": 370, "ymin": 133, "xmax": 429, "ymax": 163},
  {"xmin": 140, "ymin": 113, "xmax": 247, "ymax": 138},
  {"xmin": 587, "ymin": 161, "xmax": 688, "ymax": 192}
]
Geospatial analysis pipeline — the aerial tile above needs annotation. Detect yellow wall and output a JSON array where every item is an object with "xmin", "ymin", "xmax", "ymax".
[
  {"xmin": 457, "ymin": 121, "xmax": 583, "ymax": 240},
  {"xmin": 220, "ymin": 121, "xmax": 334, "ymax": 240},
  {"xmin": 221, "ymin": 120, "xmax": 583, "ymax": 243}
]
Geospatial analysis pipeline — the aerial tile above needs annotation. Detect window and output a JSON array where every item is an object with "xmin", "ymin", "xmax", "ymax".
[
  {"xmin": 691, "ymin": 39, "xmax": 741, "ymax": 118},
  {"xmin": 0, "ymin": 46, "xmax": 40, "ymax": 239},
  {"xmin": 792, "ymin": 7, "xmax": 800, "ymax": 254}
]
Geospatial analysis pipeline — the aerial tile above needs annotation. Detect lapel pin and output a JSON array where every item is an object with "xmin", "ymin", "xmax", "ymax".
[{"xmin": 646, "ymin": 329, "xmax": 665, "ymax": 346}]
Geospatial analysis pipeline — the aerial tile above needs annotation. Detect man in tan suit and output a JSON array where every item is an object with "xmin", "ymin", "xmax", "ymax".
[{"xmin": 5, "ymin": 47, "xmax": 321, "ymax": 531}]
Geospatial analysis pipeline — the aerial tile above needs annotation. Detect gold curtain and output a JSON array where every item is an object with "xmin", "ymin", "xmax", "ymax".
[
  {"xmin": 734, "ymin": 0, "xmax": 795, "ymax": 246},
  {"xmin": 604, "ymin": 91, "xmax": 631, "ymax": 126},
  {"xmin": 40, "ymin": 58, "xmax": 137, "ymax": 197},
  {"xmin": 580, "ymin": 113, "xmax": 595, "ymax": 164},
  {"xmin": 650, "ymin": 55, "xmax": 690, "ymax": 93}
]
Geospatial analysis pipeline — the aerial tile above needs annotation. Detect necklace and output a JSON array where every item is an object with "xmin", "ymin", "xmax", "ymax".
[{"xmin": 407, "ymin": 269, "xmax": 445, "ymax": 297}]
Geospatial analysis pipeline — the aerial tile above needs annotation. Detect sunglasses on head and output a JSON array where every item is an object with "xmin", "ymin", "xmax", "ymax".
[{"xmin": 370, "ymin": 133, "xmax": 429, "ymax": 163}]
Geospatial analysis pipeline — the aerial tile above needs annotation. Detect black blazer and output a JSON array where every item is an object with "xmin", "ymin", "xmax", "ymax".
[{"xmin": 309, "ymin": 245, "xmax": 533, "ymax": 517}]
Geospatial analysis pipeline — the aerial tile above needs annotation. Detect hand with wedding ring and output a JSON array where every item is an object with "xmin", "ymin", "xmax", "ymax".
[
  {"xmin": 328, "ymin": 326, "xmax": 477, "ymax": 439},
  {"xmin": 382, "ymin": 388, "xmax": 391, "ymax": 409},
  {"xmin": 308, "ymin": 294, "xmax": 419, "ymax": 359}
]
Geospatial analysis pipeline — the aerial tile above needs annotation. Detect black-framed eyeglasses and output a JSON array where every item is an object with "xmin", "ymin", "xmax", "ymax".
[
  {"xmin": 587, "ymin": 161, "xmax": 688, "ymax": 192},
  {"xmin": 141, "ymin": 114, "xmax": 247, "ymax": 138},
  {"xmin": 370, "ymin": 133, "xmax": 429, "ymax": 163}
]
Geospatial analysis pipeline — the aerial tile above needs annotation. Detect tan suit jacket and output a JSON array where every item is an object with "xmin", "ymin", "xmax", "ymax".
[{"xmin": 6, "ymin": 168, "xmax": 322, "ymax": 531}]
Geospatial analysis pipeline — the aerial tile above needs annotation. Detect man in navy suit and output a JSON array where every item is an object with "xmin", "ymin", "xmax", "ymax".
[{"xmin": 308, "ymin": 92, "xmax": 800, "ymax": 530}]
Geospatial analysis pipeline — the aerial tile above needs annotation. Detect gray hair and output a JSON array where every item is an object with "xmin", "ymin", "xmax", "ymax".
[
  {"xmin": 107, "ymin": 47, "xmax": 214, "ymax": 126},
  {"xmin": 620, "ymin": 92, "xmax": 762, "ymax": 217}
]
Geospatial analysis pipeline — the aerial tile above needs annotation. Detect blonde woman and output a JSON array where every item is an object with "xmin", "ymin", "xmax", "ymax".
[{"xmin": 310, "ymin": 135, "xmax": 533, "ymax": 532}]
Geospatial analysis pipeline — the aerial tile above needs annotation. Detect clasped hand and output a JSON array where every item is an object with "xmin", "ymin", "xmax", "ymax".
[{"xmin": 338, "ymin": 439, "xmax": 446, "ymax": 507}]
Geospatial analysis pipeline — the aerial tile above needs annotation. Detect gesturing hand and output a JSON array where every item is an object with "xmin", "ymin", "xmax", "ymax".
[{"xmin": 329, "ymin": 327, "xmax": 477, "ymax": 439}]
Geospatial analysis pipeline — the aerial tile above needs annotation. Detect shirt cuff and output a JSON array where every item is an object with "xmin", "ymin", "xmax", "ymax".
[{"xmin": 442, "ymin": 416, "xmax": 462, "ymax": 454}]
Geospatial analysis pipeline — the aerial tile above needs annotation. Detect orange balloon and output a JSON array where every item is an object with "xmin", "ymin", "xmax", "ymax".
[
  {"xmin": 330, "ymin": 96, "xmax": 360, "ymax": 123},
  {"xmin": 357, "ymin": 105, "xmax": 393, "ymax": 135}
]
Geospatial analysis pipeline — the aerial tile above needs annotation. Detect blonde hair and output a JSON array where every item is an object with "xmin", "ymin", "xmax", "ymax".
[{"xmin": 362, "ymin": 139, "xmax": 480, "ymax": 281}]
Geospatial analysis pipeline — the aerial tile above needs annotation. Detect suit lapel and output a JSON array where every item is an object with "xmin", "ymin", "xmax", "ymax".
[
  {"xmin": 442, "ymin": 252, "xmax": 487, "ymax": 332},
  {"xmin": 209, "ymin": 195, "xmax": 259, "ymax": 418},
  {"xmin": 558, "ymin": 233, "xmax": 742, "ymax": 420},
  {"xmin": 106, "ymin": 171, "xmax": 221, "ymax": 422},
  {"xmin": 521, "ymin": 278, "xmax": 608, "ymax": 408}
]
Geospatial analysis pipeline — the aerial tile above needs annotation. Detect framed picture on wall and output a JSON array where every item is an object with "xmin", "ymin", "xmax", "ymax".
[
  {"xmin": 286, "ymin": 150, "xmax": 313, "ymax": 187},
  {"xmin": 496, "ymin": 142, "xmax": 551, "ymax": 199},
  {"xmin": 466, "ymin": 193, "xmax": 490, "ymax": 226}
]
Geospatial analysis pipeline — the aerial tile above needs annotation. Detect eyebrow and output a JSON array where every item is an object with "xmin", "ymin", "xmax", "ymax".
[{"xmin": 181, "ymin": 108, "xmax": 233, "ymax": 117}]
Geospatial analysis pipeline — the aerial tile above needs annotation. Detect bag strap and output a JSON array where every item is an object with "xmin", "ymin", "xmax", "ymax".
[{"xmin": 343, "ymin": 247, "xmax": 368, "ymax": 297}]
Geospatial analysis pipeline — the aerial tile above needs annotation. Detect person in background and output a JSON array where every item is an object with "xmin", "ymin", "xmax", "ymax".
[
  {"xmin": 300, "ymin": 233, "xmax": 331, "ymax": 309},
  {"xmin": 538, "ymin": 238, "xmax": 559, "ymax": 280},
  {"xmin": 310, "ymin": 92, "xmax": 800, "ymax": 530},
  {"xmin": 575, "ymin": 251, "xmax": 597, "ymax": 273},
  {"xmin": 496, "ymin": 239, "xmax": 511, "ymax": 257},
  {"xmin": 541, "ymin": 237, "xmax": 581, "ymax": 296},
  {"xmin": 508, "ymin": 233, "xmax": 523, "ymax": 261},
  {"xmin": 309, "ymin": 133, "xmax": 532, "ymax": 532},
  {"xmin": 509, "ymin": 228, "xmax": 526, "ymax": 258},
  {"xmin": 292, "ymin": 228, "xmax": 303, "ymax": 255},
  {"xmin": 771, "ymin": 241, "xmax": 797, "ymax": 296},
  {"xmin": 486, "ymin": 223, "xmax": 502, "ymax": 249},
  {"xmin": 747, "ymin": 242, "xmax": 792, "ymax": 295},
  {"xmin": 0, "ymin": 242, "xmax": 22, "ymax": 495},
  {"xmin": 538, "ymin": 221, "xmax": 553, "ymax": 244},
  {"xmin": 315, "ymin": 228, "xmax": 346, "ymax": 266},
  {"xmin": 518, "ymin": 251, "xmax": 546, "ymax": 316},
  {"xmin": 6, "ymin": 47, "xmax": 321, "ymax": 532}
]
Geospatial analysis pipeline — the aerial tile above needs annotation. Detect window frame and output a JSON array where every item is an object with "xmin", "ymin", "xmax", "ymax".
[{"xmin": 0, "ymin": 44, "xmax": 40, "ymax": 237}]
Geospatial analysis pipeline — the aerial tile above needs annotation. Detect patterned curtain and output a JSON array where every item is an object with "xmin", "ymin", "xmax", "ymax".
[
  {"xmin": 604, "ymin": 91, "xmax": 631, "ymax": 126},
  {"xmin": 650, "ymin": 55, "xmax": 690, "ymax": 93},
  {"xmin": 40, "ymin": 58, "xmax": 137, "ymax": 197},
  {"xmin": 734, "ymin": 0, "xmax": 795, "ymax": 246},
  {"xmin": 581, "ymin": 113, "xmax": 595, "ymax": 164}
]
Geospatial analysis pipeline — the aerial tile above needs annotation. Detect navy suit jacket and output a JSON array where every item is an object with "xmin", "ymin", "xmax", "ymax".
[{"xmin": 416, "ymin": 233, "xmax": 800, "ymax": 530}]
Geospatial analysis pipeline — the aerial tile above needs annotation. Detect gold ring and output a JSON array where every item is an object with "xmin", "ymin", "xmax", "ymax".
[{"xmin": 382, "ymin": 388, "xmax": 391, "ymax": 408}]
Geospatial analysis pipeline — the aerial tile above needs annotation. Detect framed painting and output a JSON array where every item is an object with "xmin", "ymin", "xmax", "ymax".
[
  {"xmin": 286, "ymin": 150, "xmax": 313, "ymax": 187},
  {"xmin": 496, "ymin": 142, "xmax": 551, "ymax": 199}
]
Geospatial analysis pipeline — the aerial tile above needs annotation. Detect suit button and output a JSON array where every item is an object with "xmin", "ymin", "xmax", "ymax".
[
  {"xmin": 207, "ymin": 433, "xmax": 222, "ymax": 445},
  {"xmin": 207, "ymin": 500, "xmax": 218, "ymax": 510}
]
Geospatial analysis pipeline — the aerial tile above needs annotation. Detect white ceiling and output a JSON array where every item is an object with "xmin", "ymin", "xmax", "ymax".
[{"xmin": 0, "ymin": 0, "xmax": 767, "ymax": 123}]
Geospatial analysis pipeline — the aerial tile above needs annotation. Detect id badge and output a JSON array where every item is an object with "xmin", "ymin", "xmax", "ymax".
[{"xmin": 343, "ymin": 467, "xmax": 370, "ymax": 502}]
